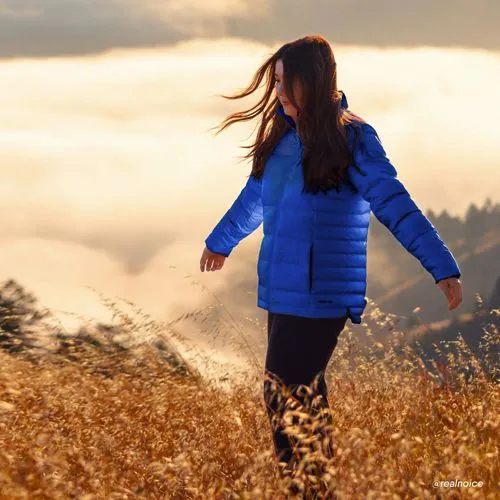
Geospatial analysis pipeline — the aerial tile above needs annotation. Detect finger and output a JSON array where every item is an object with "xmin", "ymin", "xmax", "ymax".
[
  {"xmin": 453, "ymin": 283, "xmax": 460, "ymax": 307},
  {"xmin": 450, "ymin": 285, "xmax": 458, "ymax": 309},
  {"xmin": 454, "ymin": 287, "xmax": 461, "ymax": 308},
  {"xmin": 449, "ymin": 287, "xmax": 455, "ymax": 309},
  {"xmin": 207, "ymin": 259, "xmax": 215, "ymax": 271},
  {"xmin": 452, "ymin": 285, "xmax": 459, "ymax": 308},
  {"xmin": 200, "ymin": 257, "xmax": 206, "ymax": 272}
]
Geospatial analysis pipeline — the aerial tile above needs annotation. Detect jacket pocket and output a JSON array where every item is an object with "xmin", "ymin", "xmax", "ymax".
[{"xmin": 308, "ymin": 243, "xmax": 314, "ymax": 291}]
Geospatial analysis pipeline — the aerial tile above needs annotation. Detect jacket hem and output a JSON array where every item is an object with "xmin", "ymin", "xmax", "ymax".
[{"xmin": 257, "ymin": 299, "xmax": 363, "ymax": 324}]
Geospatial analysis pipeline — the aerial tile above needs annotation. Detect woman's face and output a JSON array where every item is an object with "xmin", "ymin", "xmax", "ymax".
[{"xmin": 274, "ymin": 59, "xmax": 302, "ymax": 124}]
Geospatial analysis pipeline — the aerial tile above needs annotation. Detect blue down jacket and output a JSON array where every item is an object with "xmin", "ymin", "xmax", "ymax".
[{"xmin": 204, "ymin": 91, "xmax": 461, "ymax": 324}]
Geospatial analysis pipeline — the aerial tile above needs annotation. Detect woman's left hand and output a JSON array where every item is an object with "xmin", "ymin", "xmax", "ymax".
[{"xmin": 437, "ymin": 277, "xmax": 463, "ymax": 311}]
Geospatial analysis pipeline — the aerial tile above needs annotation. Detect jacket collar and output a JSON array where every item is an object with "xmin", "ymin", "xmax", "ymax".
[{"xmin": 275, "ymin": 90, "xmax": 348, "ymax": 129}]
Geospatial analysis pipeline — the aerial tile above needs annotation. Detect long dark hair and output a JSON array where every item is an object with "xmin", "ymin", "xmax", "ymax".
[{"xmin": 209, "ymin": 35, "xmax": 366, "ymax": 194}]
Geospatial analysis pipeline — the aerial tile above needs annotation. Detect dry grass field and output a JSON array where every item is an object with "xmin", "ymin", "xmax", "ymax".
[{"xmin": 0, "ymin": 293, "xmax": 498, "ymax": 499}]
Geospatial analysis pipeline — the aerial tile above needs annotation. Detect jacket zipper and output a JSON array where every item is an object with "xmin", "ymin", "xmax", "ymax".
[{"xmin": 309, "ymin": 243, "xmax": 314, "ymax": 291}]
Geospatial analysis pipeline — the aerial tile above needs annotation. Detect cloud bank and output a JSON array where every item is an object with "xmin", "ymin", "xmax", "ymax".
[{"xmin": 0, "ymin": 0, "xmax": 498, "ymax": 59}]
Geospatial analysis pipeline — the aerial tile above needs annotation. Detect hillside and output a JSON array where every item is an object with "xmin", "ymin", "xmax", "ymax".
[{"xmin": 0, "ymin": 289, "xmax": 498, "ymax": 497}]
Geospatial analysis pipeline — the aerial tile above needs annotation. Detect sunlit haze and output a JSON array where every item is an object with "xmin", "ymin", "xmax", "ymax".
[{"xmin": 0, "ymin": 36, "xmax": 498, "ymax": 341}]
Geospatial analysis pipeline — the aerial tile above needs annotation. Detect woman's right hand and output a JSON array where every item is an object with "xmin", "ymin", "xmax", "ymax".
[{"xmin": 200, "ymin": 246, "xmax": 227, "ymax": 272}]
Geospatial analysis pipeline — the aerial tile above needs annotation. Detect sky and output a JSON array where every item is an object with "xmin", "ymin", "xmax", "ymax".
[{"xmin": 0, "ymin": 1, "xmax": 499, "ymax": 364}]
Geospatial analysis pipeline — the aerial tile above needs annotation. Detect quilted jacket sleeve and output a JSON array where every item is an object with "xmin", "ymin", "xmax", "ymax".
[
  {"xmin": 347, "ymin": 123, "xmax": 461, "ymax": 284},
  {"xmin": 204, "ymin": 174, "xmax": 263, "ymax": 257}
]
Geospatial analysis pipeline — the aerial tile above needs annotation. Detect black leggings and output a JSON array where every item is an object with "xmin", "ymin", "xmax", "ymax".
[{"xmin": 263, "ymin": 311, "xmax": 348, "ymax": 473}]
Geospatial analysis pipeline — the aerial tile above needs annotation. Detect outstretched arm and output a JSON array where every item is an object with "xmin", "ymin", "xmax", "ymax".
[
  {"xmin": 204, "ymin": 174, "xmax": 263, "ymax": 257},
  {"xmin": 347, "ymin": 123, "xmax": 461, "ymax": 284}
]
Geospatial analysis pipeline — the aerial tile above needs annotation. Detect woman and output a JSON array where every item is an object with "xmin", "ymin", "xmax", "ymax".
[{"xmin": 199, "ymin": 35, "xmax": 463, "ymax": 479}]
